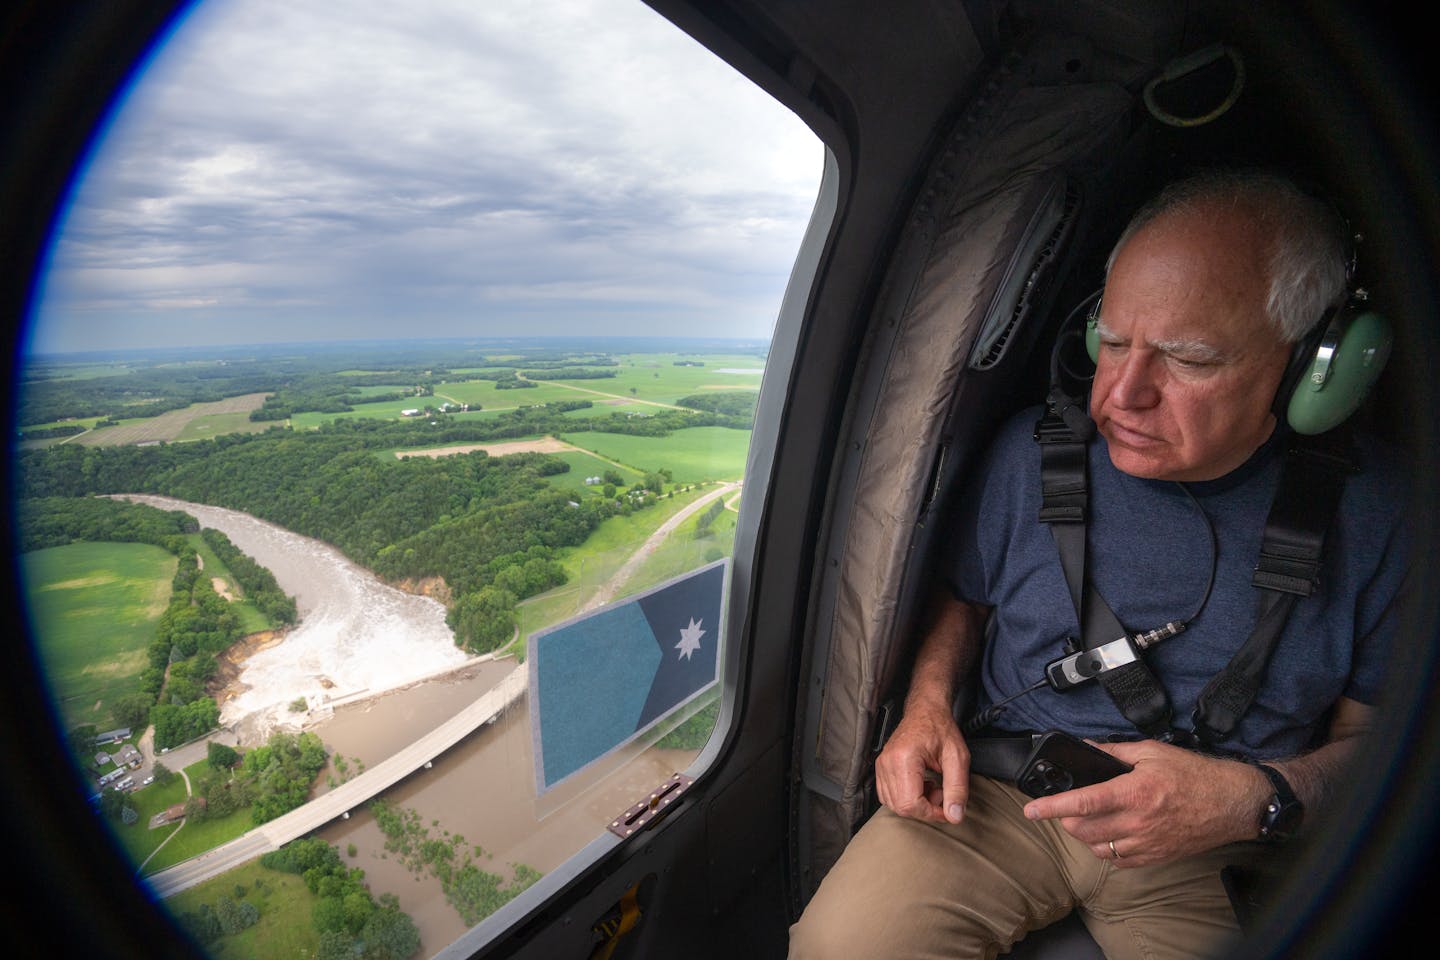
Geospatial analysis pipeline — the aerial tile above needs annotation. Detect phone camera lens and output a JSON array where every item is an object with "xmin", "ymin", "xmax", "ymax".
[{"xmin": 1033, "ymin": 760, "xmax": 1073, "ymax": 794}]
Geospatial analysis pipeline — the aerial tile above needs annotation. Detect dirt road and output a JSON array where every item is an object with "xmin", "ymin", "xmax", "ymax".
[{"xmin": 586, "ymin": 481, "xmax": 741, "ymax": 609}]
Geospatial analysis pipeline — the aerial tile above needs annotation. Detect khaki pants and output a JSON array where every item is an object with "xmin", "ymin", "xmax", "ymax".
[{"xmin": 789, "ymin": 776, "xmax": 1274, "ymax": 960}]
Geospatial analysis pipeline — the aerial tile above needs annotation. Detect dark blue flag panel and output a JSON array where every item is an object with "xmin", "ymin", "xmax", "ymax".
[{"xmin": 529, "ymin": 559, "xmax": 726, "ymax": 794}]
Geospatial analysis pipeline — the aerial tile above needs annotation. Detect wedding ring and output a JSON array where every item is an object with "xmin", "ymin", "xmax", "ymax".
[{"xmin": 1109, "ymin": 839, "xmax": 1122, "ymax": 860}]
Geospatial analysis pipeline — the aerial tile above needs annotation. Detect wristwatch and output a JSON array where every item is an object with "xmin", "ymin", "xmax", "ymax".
[{"xmin": 1255, "ymin": 762, "xmax": 1303, "ymax": 842}]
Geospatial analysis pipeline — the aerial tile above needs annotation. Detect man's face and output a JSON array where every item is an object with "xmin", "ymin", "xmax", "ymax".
[{"xmin": 1089, "ymin": 207, "xmax": 1293, "ymax": 482}]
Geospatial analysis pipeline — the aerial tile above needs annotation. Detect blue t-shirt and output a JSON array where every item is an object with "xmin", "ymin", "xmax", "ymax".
[{"xmin": 948, "ymin": 407, "xmax": 1409, "ymax": 759}]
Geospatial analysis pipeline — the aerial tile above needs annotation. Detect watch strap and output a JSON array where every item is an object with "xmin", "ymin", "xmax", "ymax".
[{"xmin": 1254, "ymin": 762, "xmax": 1302, "ymax": 841}]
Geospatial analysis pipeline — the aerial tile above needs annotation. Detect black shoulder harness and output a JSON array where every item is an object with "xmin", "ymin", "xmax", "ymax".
[{"xmin": 1033, "ymin": 404, "xmax": 1355, "ymax": 748}]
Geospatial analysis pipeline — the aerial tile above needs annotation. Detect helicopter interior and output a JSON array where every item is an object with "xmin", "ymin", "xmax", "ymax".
[{"xmin": 2, "ymin": 2, "xmax": 1438, "ymax": 960}]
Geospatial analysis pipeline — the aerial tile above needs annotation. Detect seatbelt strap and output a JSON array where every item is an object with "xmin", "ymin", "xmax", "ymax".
[
  {"xmin": 1035, "ymin": 409, "xmax": 1175, "ymax": 737},
  {"xmin": 1191, "ymin": 433, "xmax": 1354, "ymax": 745}
]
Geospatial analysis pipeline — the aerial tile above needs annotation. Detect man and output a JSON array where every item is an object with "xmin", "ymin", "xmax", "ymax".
[{"xmin": 789, "ymin": 171, "xmax": 1407, "ymax": 959}]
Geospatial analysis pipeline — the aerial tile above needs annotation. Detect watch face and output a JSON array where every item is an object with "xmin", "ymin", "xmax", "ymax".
[{"xmin": 1261, "ymin": 796, "xmax": 1303, "ymax": 841}]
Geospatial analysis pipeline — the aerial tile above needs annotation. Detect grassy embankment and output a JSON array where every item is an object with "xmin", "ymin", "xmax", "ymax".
[{"xmin": 511, "ymin": 427, "xmax": 748, "ymax": 658}]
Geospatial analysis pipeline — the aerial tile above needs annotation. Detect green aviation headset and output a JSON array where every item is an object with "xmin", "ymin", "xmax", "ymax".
[{"xmin": 1083, "ymin": 295, "xmax": 1393, "ymax": 436}]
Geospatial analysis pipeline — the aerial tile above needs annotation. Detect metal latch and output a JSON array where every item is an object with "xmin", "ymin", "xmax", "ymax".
[{"xmin": 607, "ymin": 773, "xmax": 693, "ymax": 839}]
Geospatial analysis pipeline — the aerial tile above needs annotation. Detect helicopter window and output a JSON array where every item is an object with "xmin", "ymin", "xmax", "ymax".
[{"xmin": 17, "ymin": 0, "xmax": 822, "ymax": 954}]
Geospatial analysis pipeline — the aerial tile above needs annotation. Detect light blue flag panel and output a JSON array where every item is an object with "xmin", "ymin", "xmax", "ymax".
[{"xmin": 529, "ymin": 559, "xmax": 726, "ymax": 793}]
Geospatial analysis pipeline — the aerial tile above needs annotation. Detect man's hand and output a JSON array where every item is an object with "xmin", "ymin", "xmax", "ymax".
[
  {"xmin": 1021, "ymin": 739, "xmax": 1269, "ymax": 867},
  {"xmin": 874, "ymin": 702, "xmax": 971, "ymax": 824}
]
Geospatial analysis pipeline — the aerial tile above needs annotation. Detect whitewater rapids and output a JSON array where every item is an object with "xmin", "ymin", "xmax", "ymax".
[{"xmin": 116, "ymin": 495, "xmax": 470, "ymax": 739}]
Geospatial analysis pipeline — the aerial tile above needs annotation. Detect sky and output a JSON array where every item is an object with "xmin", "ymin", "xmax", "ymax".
[{"xmin": 25, "ymin": 0, "xmax": 824, "ymax": 355}]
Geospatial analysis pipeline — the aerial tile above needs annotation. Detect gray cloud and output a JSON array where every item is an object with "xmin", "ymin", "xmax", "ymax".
[{"xmin": 29, "ymin": 0, "xmax": 822, "ymax": 352}]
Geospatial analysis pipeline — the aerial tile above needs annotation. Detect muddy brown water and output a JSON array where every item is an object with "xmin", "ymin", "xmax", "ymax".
[{"xmin": 309, "ymin": 668, "xmax": 698, "ymax": 955}]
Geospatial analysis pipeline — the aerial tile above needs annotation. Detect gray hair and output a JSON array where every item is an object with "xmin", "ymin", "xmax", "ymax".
[{"xmin": 1106, "ymin": 170, "xmax": 1350, "ymax": 343}]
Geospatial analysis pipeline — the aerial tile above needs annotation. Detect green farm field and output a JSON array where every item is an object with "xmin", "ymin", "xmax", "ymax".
[
  {"xmin": 20, "ymin": 542, "xmax": 177, "ymax": 730},
  {"xmin": 329, "ymin": 353, "xmax": 764, "ymax": 424},
  {"xmin": 24, "ymin": 362, "xmax": 139, "ymax": 381},
  {"xmin": 19, "ymin": 415, "xmax": 107, "ymax": 432},
  {"xmin": 290, "ymin": 386, "xmax": 579, "ymax": 428},
  {"xmin": 350, "ymin": 383, "xmax": 415, "ymax": 396},
  {"xmin": 71, "ymin": 393, "xmax": 273, "ymax": 447},
  {"xmin": 431, "ymin": 379, "xmax": 605, "ymax": 408},
  {"xmin": 560, "ymin": 427, "xmax": 751, "ymax": 483},
  {"xmin": 602, "ymin": 352, "xmax": 765, "ymax": 404},
  {"xmin": 290, "ymin": 396, "xmax": 442, "ymax": 428},
  {"xmin": 541, "ymin": 450, "xmax": 645, "ymax": 496}
]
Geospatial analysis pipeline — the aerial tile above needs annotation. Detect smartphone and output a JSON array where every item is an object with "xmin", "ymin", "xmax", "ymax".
[{"xmin": 1016, "ymin": 731, "xmax": 1132, "ymax": 798}]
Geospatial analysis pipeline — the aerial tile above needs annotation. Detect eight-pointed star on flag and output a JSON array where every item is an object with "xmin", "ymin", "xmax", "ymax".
[{"xmin": 676, "ymin": 617, "xmax": 705, "ymax": 660}]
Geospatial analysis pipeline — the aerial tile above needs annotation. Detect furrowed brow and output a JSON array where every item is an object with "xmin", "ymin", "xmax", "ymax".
[
  {"xmin": 1094, "ymin": 320, "xmax": 1230, "ymax": 363},
  {"xmin": 1149, "ymin": 336, "xmax": 1227, "ymax": 363}
]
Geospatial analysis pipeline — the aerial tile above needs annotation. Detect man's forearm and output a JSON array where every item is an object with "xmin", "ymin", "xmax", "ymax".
[
  {"xmin": 1228, "ymin": 699, "xmax": 1374, "ymax": 842},
  {"xmin": 1263, "ymin": 699, "xmax": 1374, "ymax": 830},
  {"xmin": 904, "ymin": 594, "xmax": 986, "ymax": 716}
]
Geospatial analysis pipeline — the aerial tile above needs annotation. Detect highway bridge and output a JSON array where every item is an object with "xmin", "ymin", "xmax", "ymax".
[{"xmin": 146, "ymin": 663, "xmax": 527, "ymax": 898}]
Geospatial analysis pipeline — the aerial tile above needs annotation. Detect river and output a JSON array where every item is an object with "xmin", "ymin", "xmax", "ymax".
[
  {"xmin": 120, "ymin": 496, "xmax": 700, "ymax": 956},
  {"xmin": 118, "ymin": 495, "xmax": 470, "ymax": 737}
]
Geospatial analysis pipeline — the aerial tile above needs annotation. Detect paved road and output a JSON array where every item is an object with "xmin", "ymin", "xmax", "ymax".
[{"xmin": 146, "ymin": 665, "xmax": 527, "ymax": 898}]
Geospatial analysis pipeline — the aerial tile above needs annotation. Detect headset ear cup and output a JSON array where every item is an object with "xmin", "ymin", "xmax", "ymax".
[
  {"xmin": 1286, "ymin": 310, "xmax": 1393, "ymax": 434},
  {"xmin": 1085, "ymin": 316, "xmax": 1100, "ymax": 364}
]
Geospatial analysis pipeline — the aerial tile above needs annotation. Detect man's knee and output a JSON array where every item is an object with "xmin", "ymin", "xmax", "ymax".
[
  {"xmin": 787, "ymin": 810, "xmax": 942, "ymax": 957},
  {"xmin": 787, "ymin": 789, "xmax": 1067, "ymax": 958}
]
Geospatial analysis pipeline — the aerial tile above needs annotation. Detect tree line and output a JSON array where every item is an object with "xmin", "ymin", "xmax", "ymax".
[
  {"xmin": 17, "ymin": 393, "xmax": 752, "ymax": 652},
  {"xmin": 18, "ymin": 495, "xmax": 198, "ymax": 553}
]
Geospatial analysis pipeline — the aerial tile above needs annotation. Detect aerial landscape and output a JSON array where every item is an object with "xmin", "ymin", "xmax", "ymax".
[
  {"xmin": 15, "ymin": 337, "xmax": 762, "ymax": 957},
  {"xmin": 10, "ymin": 0, "xmax": 819, "ymax": 953}
]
